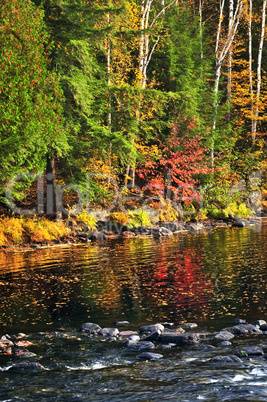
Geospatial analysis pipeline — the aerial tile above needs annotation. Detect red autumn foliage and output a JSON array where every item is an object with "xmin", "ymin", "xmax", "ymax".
[{"xmin": 138, "ymin": 118, "xmax": 210, "ymax": 203}]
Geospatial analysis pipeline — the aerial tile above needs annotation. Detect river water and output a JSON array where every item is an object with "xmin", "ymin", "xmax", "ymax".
[{"xmin": 1, "ymin": 222, "xmax": 267, "ymax": 401}]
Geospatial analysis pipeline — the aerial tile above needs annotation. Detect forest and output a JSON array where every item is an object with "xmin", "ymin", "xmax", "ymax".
[{"xmin": 1, "ymin": 0, "xmax": 267, "ymax": 226}]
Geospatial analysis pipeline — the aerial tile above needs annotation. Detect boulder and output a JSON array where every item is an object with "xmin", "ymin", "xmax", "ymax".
[
  {"xmin": 260, "ymin": 323, "xmax": 267, "ymax": 331},
  {"xmin": 139, "ymin": 324, "xmax": 165, "ymax": 335},
  {"xmin": 236, "ymin": 346, "xmax": 264, "ymax": 357},
  {"xmin": 118, "ymin": 331, "xmax": 138, "ymax": 338},
  {"xmin": 180, "ymin": 323, "xmax": 198, "ymax": 330},
  {"xmin": 232, "ymin": 318, "xmax": 247, "ymax": 325},
  {"xmin": 8, "ymin": 362, "xmax": 45, "ymax": 371},
  {"xmin": 214, "ymin": 331, "xmax": 235, "ymax": 342},
  {"xmin": 126, "ymin": 341, "xmax": 155, "ymax": 351},
  {"xmin": 114, "ymin": 321, "xmax": 130, "ymax": 326},
  {"xmin": 159, "ymin": 227, "xmax": 173, "ymax": 236},
  {"xmin": 223, "ymin": 324, "xmax": 262, "ymax": 335},
  {"xmin": 80, "ymin": 322, "xmax": 101, "ymax": 334},
  {"xmin": 136, "ymin": 352, "xmax": 163, "ymax": 360},
  {"xmin": 159, "ymin": 332, "xmax": 203, "ymax": 345},
  {"xmin": 251, "ymin": 320, "xmax": 266, "ymax": 328},
  {"xmin": 218, "ymin": 341, "xmax": 232, "ymax": 347},
  {"xmin": 98, "ymin": 328, "xmax": 119, "ymax": 337},
  {"xmin": 210, "ymin": 355, "xmax": 243, "ymax": 363},
  {"xmin": 141, "ymin": 330, "xmax": 161, "ymax": 342}
]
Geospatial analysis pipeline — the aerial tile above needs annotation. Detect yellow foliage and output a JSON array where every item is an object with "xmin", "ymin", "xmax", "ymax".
[
  {"xmin": 1, "ymin": 217, "xmax": 24, "ymax": 244},
  {"xmin": 76, "ymin": 210, "xmax": 97, "ymax": 230},
  {"xmin": 108, "ymin": 212, "xmax": 129, "ymax": 226}
]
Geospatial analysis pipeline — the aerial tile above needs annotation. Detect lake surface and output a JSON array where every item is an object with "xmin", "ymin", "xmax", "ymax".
[{"xmin": 1, "ymin": 222, "xmax": 267, "ymax": 401}]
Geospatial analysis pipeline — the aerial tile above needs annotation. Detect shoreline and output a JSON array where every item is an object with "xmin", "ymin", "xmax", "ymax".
[{"xmin": 0, "ymin": 216, "xmax": 262, "ymax": 253}]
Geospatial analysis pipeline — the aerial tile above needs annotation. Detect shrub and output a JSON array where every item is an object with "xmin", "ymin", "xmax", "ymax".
[
  {"xmin": 76, "ymin": 210, "xmax": 97, "ymax": 230},
  {"xmin": 128, "ymin": 209, "xmax": 151, "ymax": 227}
]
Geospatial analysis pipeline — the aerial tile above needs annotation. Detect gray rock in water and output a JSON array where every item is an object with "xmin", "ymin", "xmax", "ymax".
[
  {"xmin": 214, "ymin": 331, "xmax": 235, "ymax": 342},
  {"xmin": 8, "ymin": 362, "xmax": 45, "ymax": 372},
  {"xmin": 260, "ymin": 323, "xmax": 267, "ymax": 331},
  {"xmin": 115, "ymin": 321, "xmax": 130, "ymax": 326},
  {"xmin": 98, "ymin": 328, "xmax": 119, "ymax": 337},
  {"xmin": 210, "ymin": 355, "xmax": 243, "ymax": 363},
  {"xmin": 218, "ymin": 341, "xmax": 232, "ymax": 347},
  {"xmin": 139, "ymin": 324, "xmax": 165, "ymax": 335},
  {"xmin": 14, "ymin": 349, "xmax": 37, "ymax": 359},
  {"xmin": 232, "ymin": 318, "xmax": 247, "ymax": 325},
  {"xmin": 136, "ymin": 352, "xmax": 163, "ymax": 360},
  {"xmin": 251, "ymin": 320, "xmax": 266, "ymax": 328},
  {"xmin": 160, "ymin": 322, "xmax": 174, "ymax": 328},
  {"xmin": 180, "ymin": 323, "xmax": 198, "ymax": 330},
  {"xmin": 80, "ymin": 322, "xmax": 101, "ymax": 334},
  {"xmin": 223, "ymin": 324, "xmax": 262, "ymax": 335},
  {"xmin": 236, "ymin": 346, "xmax": 264, "ymax": 357},
  {"xmin": 126, "ymin": 341, "xmax": 155, "ymax": 350},
  {"xmin": 159, "ymin": 332, "xmax": 202, "ymax": 345},
  {"xmin": 128, "ymin": 335, "xmax": 140, "ymax": 342},
  {"xmin": 141, "ymin": 330, "xmax": 161, "ymax": 342},
  {"xmin": 159, "ymin": 227, "xmax": 173, "ymax": 236}
]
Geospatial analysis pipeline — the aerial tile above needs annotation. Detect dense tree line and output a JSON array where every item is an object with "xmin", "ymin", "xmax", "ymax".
[{"xmin": 1, "ymin": 0, "xmax": 267, "ymax": 216}]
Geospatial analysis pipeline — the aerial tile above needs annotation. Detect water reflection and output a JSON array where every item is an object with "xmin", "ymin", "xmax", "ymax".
[{"xmin": 0, "ymin": 224, "xmax": 267, "ymax": 333}]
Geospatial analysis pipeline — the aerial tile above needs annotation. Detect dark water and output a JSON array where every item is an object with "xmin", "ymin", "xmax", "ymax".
[{"xmin": 1, "ymin": 222, "xmax": 267, "ymax": 401}]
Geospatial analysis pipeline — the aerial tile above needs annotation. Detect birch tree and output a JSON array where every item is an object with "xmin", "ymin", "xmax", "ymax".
[
  {"xmin": 251, "ymin": 0, "xmax": 267, "ymax": 139},
  {"xmin": 211, "ymin": 0, "xmax": 243, "ymax": 166}
]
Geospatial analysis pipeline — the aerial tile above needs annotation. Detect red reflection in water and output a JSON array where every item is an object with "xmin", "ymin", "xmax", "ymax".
[{"xmin": 142, "ymin": 246, "xmax": 213, "ymax": 320}]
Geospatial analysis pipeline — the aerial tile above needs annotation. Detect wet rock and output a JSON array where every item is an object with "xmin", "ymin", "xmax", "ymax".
[
  {"xmin": 160, "ymin": 322, "xmax": 174, "ymax": 328},
  {"xmin": 159, "ymin": 332, "xmax": 203, "ymax": 345},
  {"xmin": 128, "ymin": 335, "xmax": 140, "ymax": 343},
  {"xmin": 15, "ymin": 340, "xmax": 34, "ymax": 348},
  {"xmin": 260, "ymin": 323, "xmax": 267, "ymax": 331},
  {"xmin": 180, "ymin": 323, "xmax": 198, "ymax": 330},
  {"xmin": 141, "ymin": 330, "xmax": 161, "ymax": 342},
  {"xmin": 232, "ymin": 219, "xmax": 249, "ymax": 228},
  {"xmin": 251, "ymin": 320, "xmax": 266, "ymax": 328},
  {"xmin": 199, "ymin": 344, "xmax": 216, "ymax": 350},
  {"xmin": 0, "ymin": 339, "xmax": 14, "ymax": 349},
  {"xmin": 223, "ymin": 324, "xmax": 262, "ymax": 335},
  {"xmin": 210, "ymin": 355, "xmax": 243, "ymax": 364},
  {"xmin": 236, "ymin": 346, "xmax": 264, "ymax": 357},
  {"xmin": 118, "ymin": 331, "xmax": 138, "ymax": 338},
  {"xmin": 175, "ymin": 327, "xmax": 186, "ymax": 333},
  {"xmin": 139, "ymin": 324, "xmax": 165, "ymax": 335},
  {"xmin": 80, "ymin": 322, "xmax": 102, "ymax": 334},
  {"xmin": 218, "ymin": 341, "xmax": 232, "ymax": 347},
  {"xmin": 8, "ymin": 362, "xmax": 45, "ymax": 372},
  {"xmin": 98, "ymin": 328, "xmax": 119, "ymax": 337},
  {"xmin": 186, "ymin": 223, "xmax": 204, "ymax": 232},
  {"xmin": 126, "ymin": 341, "xmax": 155, "ymax": 351},
  {"xmin": 214, "ymin": 331, "xmax": 235, "ymax": 342},
  {"xmin": 136, "ymin": 352, "xmax": 163, "ymax": 360},
  {"xmin": 115, "ymin": 321, "xmax": 130, "ymax": 326},
  {"xmin": 14, "ymin": 349, "xmax": 37, "ymax": 359},
  {"xmin": 88, "ymin": 231, "xmax": 107, "ymax": 241},
  {"xmin": 159, "ymin": 227, "xmax": 173, "ymax": 236},
  {"xmin": 232, "ymin": 318, "xmax": 247, "ymax": 325}
]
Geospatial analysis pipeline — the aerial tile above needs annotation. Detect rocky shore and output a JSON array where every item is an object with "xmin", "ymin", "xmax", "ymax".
[
  {"xmin": 66, "ymin": 216, "xmax": 261, "ymax": 244},
  {"xmin": 1, "ymin": 317, "xmax": 267, "ymax": 372}
]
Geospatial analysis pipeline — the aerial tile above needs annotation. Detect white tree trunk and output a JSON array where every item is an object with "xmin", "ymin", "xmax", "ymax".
[
  {"xmin": 227, "ymin": 0, "xmax": 234, "ymax": 120},
  {"xmin": 248, "ymin": 0, "xmax": 254, "ymax": 135},
  {"xmin": 211, "ymin": 0, "xmax": 243, "ymax": 166},
  {"xmin": 252, "ymin": 0, "xmax": 267, "ymax": 139}
]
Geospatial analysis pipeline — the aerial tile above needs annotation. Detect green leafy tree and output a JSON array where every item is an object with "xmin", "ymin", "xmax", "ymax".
[{"xmin": 0, "ymin": 0, "xmax": 68, "ymax": 202}]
